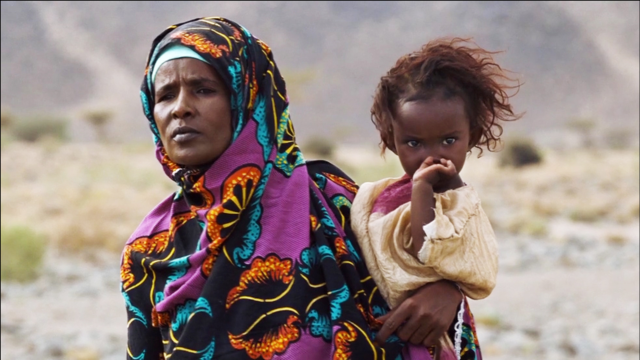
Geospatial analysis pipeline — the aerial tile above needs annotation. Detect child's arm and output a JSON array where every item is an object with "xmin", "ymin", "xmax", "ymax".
[
  {"xmin": 410, "ymin": 156, "xmax": 462, "ymax": 256},
  {"xmin": 410, "ymin": 157, "xmax": 497, "ymax": 300},
  {"xmin": 410, "ymin": 180, "xmax": 435, "ymax": 256},
  {"xmin": 418, "ymin": 193, "xmax": 498, "ymax": 299}
]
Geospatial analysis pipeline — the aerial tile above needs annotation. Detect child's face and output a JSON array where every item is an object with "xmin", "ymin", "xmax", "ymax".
[{"xmin": 392, "ymin": 96, "xmax": 472, "ymax": 183}]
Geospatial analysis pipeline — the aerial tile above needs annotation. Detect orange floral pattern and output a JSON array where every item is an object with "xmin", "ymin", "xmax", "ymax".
[
  {"xmin": 334, "ymin": 237, "xmax": 349, "ymax": 261},
  {"xmin": 246, "ymin": 63, "xmax": 258, "ymax": 109},
  {"xmin": 189, "ymin": 176, "xmax": 214, "ymax": 211},
  {"xmin": 171, "ymin": 31, "xmax": 230, "ymax": 58},
  {"xmin": 202, "ymin": 166, "xmax": 262, "ymax": 276},
  {"xmin": 229, "ymin": 314, "xmax": 301, "ymax": 360},
  {"xmin": 333, "ymin": 322, "xmax": 358, "ymax": 360},
  {"xmin": 257, "ymin": 39, "xmax": 271, "ymax": 54},
  {"xmin": 323, "ymin": 173, "xmax": 358, "ymax": 194},
  {"xmin": 310, "ymin": 214, "xmax": 319, "ymax": 231},
  {"xmin": 231, "ymin": 26, "xmax": 243, "ymax": 42},
  {"xmin": 356, "ymin": 303, "xmax": 382, "ymax": 330},
  {"xmin": 160, "ymin": 148, "xmax": 181, "ymax": 174},
  {"xmin": 226, "ymin": 255, "xmax": 294, "ymax": 309},
  {"xmin": 121, "ymin": 212, "xmax": 195, "ymax": 290},
  {"xmin": 151, "ymin": 307, "xmax": 172, "ymax": 328}
]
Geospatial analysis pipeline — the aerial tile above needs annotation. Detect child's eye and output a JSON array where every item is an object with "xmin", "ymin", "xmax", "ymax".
[
  {"xmin": 407, "ymin": 140, "xmax": 419, "ymax": 148},
  {"xmin": 443, "ymin": 138, "xmax": 456, "ymax": 145}
]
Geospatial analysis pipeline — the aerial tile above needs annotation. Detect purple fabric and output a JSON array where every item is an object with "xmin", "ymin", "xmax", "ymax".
[{"xmin": 371, "ymin": 174, "xmax": 413, "ymax": 215}]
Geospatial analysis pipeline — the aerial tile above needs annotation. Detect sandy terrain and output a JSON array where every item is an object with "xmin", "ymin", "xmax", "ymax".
[
  {"xmin": 1, "ymin": 241, "xmax": 638, "ymax": 360},
  {"xmin": 1, "ymin": 143, "xmax": 638, "ymax": 359}
]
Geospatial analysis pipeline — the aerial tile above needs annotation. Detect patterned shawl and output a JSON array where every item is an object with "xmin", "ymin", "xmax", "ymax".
[{"xmin": 121, "ymin": 17, "xmax": 422, "ymax": 360}]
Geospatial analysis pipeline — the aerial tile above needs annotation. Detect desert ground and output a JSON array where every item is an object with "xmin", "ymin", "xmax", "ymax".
[{"xmin": 1, "ymin": 141, "xmax": 638, "ymax": 360}]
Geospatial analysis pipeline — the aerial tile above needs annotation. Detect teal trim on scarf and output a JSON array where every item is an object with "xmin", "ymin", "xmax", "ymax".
[{"xmin": 151, "ymin": 44, "xmax": 207, "ymax": 83}]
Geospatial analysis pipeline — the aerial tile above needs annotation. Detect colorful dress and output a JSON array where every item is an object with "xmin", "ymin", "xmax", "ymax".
[{"xmin": 121, "ymin": 17, "xmax": 480, "ymax": 360}]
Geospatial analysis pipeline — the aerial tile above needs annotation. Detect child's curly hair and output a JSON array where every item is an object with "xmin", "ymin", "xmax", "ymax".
[{"xmin": 371, "ymin": 37, "xmax": 522, "ymax": 156}]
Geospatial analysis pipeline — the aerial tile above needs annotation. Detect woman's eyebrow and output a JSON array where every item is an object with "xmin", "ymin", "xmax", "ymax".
[
  {"xmin": 186, "ymin": 76, "xmax": 221, "ymax": 86},
  {"xmin": 155, "ymin": 76, "xmax": 221, "ymax": 94},
  {"xmin": 154, "ymin": 80, "xmax": 176, "ymax": 93}
]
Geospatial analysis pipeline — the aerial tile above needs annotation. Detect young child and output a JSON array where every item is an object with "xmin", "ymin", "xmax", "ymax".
[{"xmin": 351, "ymin": 38, "xmax": 522, "ymax": 358}]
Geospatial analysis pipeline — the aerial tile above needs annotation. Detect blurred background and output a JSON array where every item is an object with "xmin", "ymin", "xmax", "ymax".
[{"xmin": 1, "ymin": 2, "xmax": 638, "ymax": 360}]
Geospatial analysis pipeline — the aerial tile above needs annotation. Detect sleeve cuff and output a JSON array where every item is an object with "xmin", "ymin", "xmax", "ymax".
[{"xmin": 417, "ymin": 219, "xmax": 436, "ymax": 264}]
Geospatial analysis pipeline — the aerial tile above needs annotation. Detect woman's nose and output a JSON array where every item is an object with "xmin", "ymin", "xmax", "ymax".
[{"xmin": 171, "ymin": 91, "xmax": 194, "ymax": 119}]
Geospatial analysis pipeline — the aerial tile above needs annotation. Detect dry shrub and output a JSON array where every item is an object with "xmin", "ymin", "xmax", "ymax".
[
  {"xmin": 504, "ymin": 212, "xmax": 548, "ymax": 236},
  {"xmin": 603, "ymin": 127, "xmax": 635, "ymax": 150},
  {"xmin": 605, "ymin": 232, "xmax": 627, "ymax": 246},
  {"xmin": 12, "ymin": 115, "xmax": 68, "ymax": 142},
  {"xmin": 474, "ymin": 312, "xmax": 503, "ymax": 329},
  {"xmin": 611, "ymin": 197, "xmax": 640, "ymax": 224},
  {"xmin": 1, "ymin": 225, "xmax": 47, "ymax": 282},
  {"xmin": 568, "ymin": 203, "xmax": 609, "ymax": 223},
  {"xmin": 51, "ymin": 184, "xmax": 172, "ymax": 254},
  {"xmin": 530, "ymin": 198, "xmax": 561, "ymax": 218},
  {"xmin": 1, "ymin": 107, "xmax": 13, "ymax": 129},
  {"xmin": 629, "ymin": 199, "xmax": 640, "ymax": 218},
  {"xmin": 55, "ymin": 218, "xmax": 123, "ymax": 254},
  {"xmin": 82, "ymin": 108, "xmax": 114, "ymax": 143},
  {"xmin": 303, "ymin": 136, "xmax": 335, "ymax": 158},
  {"xmin": 498, "ymin": 137, "xmax": 543, "ymax": 168},
  {"xmin": 1, "ymin": 142, "xmax": 174, "ymax": 256}
]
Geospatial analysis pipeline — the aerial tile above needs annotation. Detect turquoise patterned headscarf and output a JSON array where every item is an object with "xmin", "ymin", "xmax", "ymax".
[{"xmin": 150, "ymin": 44, "xmax": 207, "ymax": 83}]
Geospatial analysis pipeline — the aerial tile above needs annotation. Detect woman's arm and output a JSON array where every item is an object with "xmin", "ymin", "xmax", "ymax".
[
  {"xmin": 122, "ymin": 288, "xmax": 164, "ymax": 359},
  {"xmin": 374, "ymin": 280, "xmax": 462, "ymax": 346}
]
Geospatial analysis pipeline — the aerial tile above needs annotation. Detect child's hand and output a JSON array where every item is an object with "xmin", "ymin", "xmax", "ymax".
[
  {"xmin": 373, "ymin": 280, "xmax": 462, "ymax": 347},
  {"xmin": 412, "ymin": 157, "xmax": 457, "ymax": 186}
]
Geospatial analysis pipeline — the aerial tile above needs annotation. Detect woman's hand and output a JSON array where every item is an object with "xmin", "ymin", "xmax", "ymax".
[{"xmin": 374, "ymin": 280, "xmax": 462, "ymax": 346}]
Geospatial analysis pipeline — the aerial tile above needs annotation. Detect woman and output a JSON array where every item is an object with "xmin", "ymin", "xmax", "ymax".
[{"xmin": 121, "ymin": 17, "xmax": 472, "ymax": 359}]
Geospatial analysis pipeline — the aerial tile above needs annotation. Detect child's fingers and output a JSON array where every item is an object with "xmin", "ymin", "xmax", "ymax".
[
  {"xmin": 416, "ymin": 164, "xmax": 446, "ymax": 179},
  {"xmin": 439, "ymin": 158, "xmax": 457, "ymax": 174},
  {"xmin": 417, "ymin": 156, "xmax": 435, "ymax": 171}
]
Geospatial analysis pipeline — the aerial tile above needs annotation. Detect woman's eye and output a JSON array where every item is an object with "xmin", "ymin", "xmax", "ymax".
[
  {"xmin": 156, "ymin": 93, "xmax": 174, "ymax": 102},
  {"xmin": 197, "ymin": 88, "xmax": 215, "ymax": 94},
  {"xmin": 407, "ymin": 140, "xmax": 419, "ymax": 148},
  {"xmin": 443, "ymin": 138, "xmax": 456, "ymax": 145}
]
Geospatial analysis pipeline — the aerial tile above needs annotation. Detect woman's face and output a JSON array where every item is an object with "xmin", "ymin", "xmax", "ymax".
[{"xmin": 153, "ymin": 58, "xmax": 232, "ymax": 167}]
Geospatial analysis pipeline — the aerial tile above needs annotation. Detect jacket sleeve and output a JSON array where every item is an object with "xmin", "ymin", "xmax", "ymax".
[{"xmin": 415, "ymin": 186, "xmax": 498, "ymax": 300}]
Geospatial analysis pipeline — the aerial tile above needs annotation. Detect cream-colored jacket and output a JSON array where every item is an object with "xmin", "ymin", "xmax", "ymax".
[{"xmin": 351, "ymin": 177, "xmax": 498, "ymax": 308}]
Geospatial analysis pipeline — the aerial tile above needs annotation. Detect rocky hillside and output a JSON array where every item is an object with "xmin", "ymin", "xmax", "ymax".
[{"xmin": 1, "ymin": 1, "xmax": 638, "ymax": 143}]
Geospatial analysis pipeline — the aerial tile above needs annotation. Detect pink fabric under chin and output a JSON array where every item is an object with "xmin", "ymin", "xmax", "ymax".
[{"xmin": 371, "ymin": 174, "xmax": 413, "ymax": 215}]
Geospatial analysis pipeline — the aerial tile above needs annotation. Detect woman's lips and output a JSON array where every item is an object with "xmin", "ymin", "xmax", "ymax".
[{"xmin": 171, "ymin": 126, "xmax": 200, "ymax": 143}]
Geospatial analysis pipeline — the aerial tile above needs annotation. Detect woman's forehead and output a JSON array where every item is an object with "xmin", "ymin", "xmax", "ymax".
[{"xmin": 155, "ymin": 59, "xmax": 220, "ymax": 81}]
